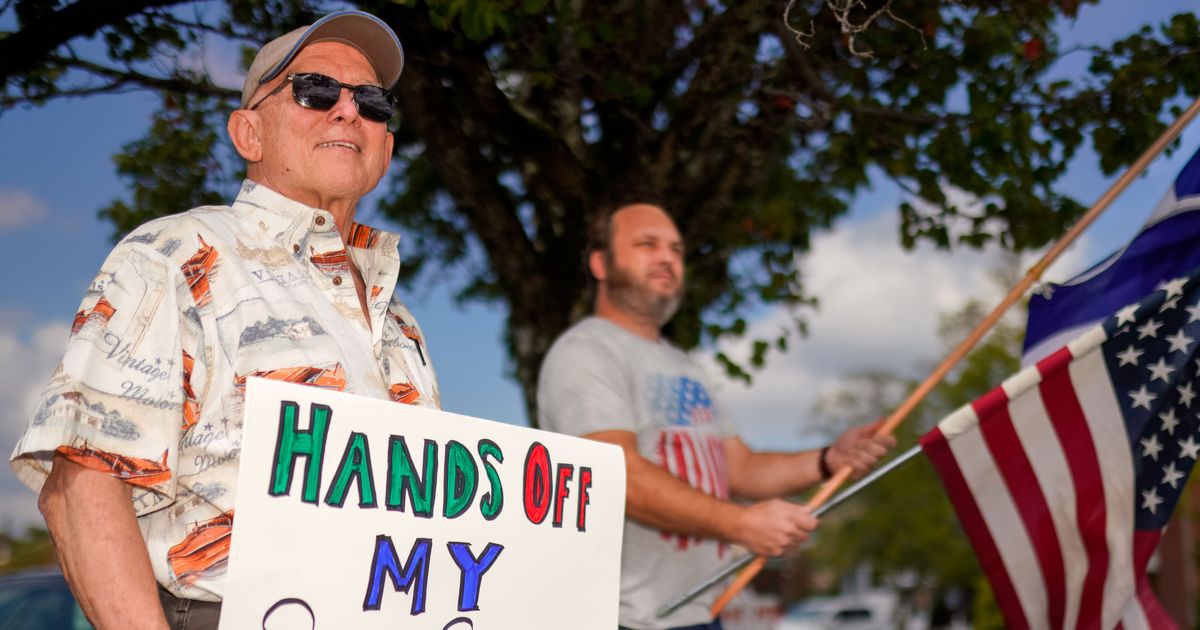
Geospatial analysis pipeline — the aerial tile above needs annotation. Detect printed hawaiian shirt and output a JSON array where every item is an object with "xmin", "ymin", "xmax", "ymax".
[{"xmin": 10, "ymin": 179, "xmax": 440, "ymax": 601}]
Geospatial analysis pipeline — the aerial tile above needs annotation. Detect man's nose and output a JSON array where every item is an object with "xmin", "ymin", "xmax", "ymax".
[
  {"xmin": 327, "ymin": 88, "xmax": 359, "ymax": 122},
  {"xmin": 656, "ymin": 244, "xmax": 681, "ymax": 263},
  {"xmin": 653, "ymin": 248, "xmax": 682, "ymax": 272}
]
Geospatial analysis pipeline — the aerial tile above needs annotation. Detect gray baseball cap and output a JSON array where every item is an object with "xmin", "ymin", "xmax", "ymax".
[{"xmin": 240, "ymin": 10, "xmax": 404, "ymax": 108}]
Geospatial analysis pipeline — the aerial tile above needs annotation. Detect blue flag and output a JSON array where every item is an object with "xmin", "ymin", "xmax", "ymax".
[{"xmin": 1024, "ymin": 146, "xmax": 1200, "ymax": 364}]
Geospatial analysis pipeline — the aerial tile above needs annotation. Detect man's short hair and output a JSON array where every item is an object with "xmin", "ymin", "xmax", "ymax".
[{"xmin": 586, "ymin": 205, "xmax": 617, "ymax": 259}]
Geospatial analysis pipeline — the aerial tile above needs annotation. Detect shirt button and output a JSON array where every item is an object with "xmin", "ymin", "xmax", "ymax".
[
  {"xmin": 332, "ymin": 276, "xmax": 343, "ymax": 286},
  {"xmin": 292, "ymin": 244, "xmax": 300, "ymax": 253},
  {"xmin": 315, "ymin": 216, "xmax": 327, "ymax": 227}
]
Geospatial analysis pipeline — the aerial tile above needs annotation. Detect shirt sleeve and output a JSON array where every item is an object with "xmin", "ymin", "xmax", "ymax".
[
  {"xmin": 537, "ymin": 333, "xmax": 639, "ymax": 437},
  {"xmin": 9, "ymin": 237, "xmax": 201, "ymax": 516},
  {"xmin": 709, "ymin": 385, "xmax": 739, "ymax": 440}
]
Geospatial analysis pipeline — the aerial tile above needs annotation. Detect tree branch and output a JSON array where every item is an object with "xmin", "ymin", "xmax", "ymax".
[
  {"xmin": 0, "ymin": 83, "xmax": 139, "ymax": 107},
  {"xmin": 0, "ymin": 0, "xmax": 190, "ymax": 83},
  {"xmin": 50, "ymin": 54, "xmax": 239, "ymax": 99},
  {"xmin": 142, "ymin": 8, "xmax": 263, "ymax": 44}
]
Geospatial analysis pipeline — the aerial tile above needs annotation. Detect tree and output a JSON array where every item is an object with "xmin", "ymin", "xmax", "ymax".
[
  {"xmin": 3, "ymin": 0, "xmax": 1199, "ymax": 423},
  {"xmin": 800, "ymin": 297, "xmax": 1025, "ymax": 626},
  {"xmin": 0, "ymin": 527, "xmax": 56, "ymax": 574}
]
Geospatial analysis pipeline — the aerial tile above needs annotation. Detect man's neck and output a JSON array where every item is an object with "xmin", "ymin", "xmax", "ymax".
[{"xmin": 593, "ymin": 298, "xmax": 661, "ymax": 342}]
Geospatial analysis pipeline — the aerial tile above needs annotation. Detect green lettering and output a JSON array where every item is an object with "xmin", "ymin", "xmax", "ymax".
[
  {"xmin": 268, "ymin": 402, "xmax": 332, "ymax": 504},
  {"xmin": 386, "ymin": 437, "xmax": 437, "ymax": 518},
  {"xmin": 325, "ymin": 432, "xmax": 377, "ymax": 508},
  {"xmin": 478, "ymin": 439, "xmax": 504, "ymax": 520},
  {"xmin": 443, "ymin": 440, "xmax": 478, "ymax": 519}
]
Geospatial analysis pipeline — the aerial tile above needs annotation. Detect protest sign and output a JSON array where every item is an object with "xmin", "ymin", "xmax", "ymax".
[{"xmin": 219, "ymin": 378, "xmax": 625, "ymax": 629}]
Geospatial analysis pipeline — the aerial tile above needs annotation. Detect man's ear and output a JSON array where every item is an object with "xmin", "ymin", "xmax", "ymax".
[
  {"xmin": 227, "ymin": 110, "xmax": 263, "ymax": 163},
  {"xmin": 588, "ymin": 250, "xmax": 607, "ymax": 283},
  {"xmin": 377, "ymin": 130, "xmax": 395, "ymax": 181}
]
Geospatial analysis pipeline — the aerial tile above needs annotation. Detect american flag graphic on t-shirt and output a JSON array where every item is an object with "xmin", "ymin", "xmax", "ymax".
[{"xmin": 648, "ymin": 375, "xmax": 730, "ymax": 553}]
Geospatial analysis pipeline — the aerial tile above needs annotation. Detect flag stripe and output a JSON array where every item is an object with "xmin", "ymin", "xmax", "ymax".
[
  {"xmin": 696, "ymin": 432, "xmax": 710, "ymax": 496},
  {"xmin": 671, "ymin": 434, "xmax": 690, "ymax": 489},
  {"xmin": 951, "ymin": 413, "xmax": 1049, "ymax": 622},
  {"xmin": 706, "ymin": 437, "xmax": 728, "ymax": 500},
  {"xmin": 1037, "ymin": 347, "xmax": 1111, "ymax": 629},
  {"xmin": 975, "ymin": 386, "xmax": 1068, "ymax": 630},
  {"xmin": 1131, "ymin": 531, "xmax": 1164, "ymax": 585},
  {"xmin": 1128, "ymin": 535, "xmax": 1176, "ymax": 628},
  {"xmin": 1135, "ymin": 580, "xmax": 1167, "ymax": 629},
  {"xmin": 681, "ymin": 433, "xmax": 709, "ymax": 495},
  {"xmin": 1067, "ymin": 347, "xmax": 1141, "ymax": 628},
  {"xmin": 1121, "ymin": 580, "xmax": 1152, "ymax": 630},
  {"xmin": 920, "ymin": 425, "xmax": 1031, "ymax": 629},
  {"xmin": 1003, "ymin": 374, "xmax": 1086, "ymax": 630}
]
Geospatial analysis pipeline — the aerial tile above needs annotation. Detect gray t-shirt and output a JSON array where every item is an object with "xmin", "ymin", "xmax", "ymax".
[{"xmin": 538, "ymin": 317, "xmax": 739, "ymax": 629}]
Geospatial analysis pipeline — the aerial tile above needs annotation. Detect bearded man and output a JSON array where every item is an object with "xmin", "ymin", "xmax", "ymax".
[
  {"xmin": 10, "ymin": 11, "xmax": 437, "ymax": 629},
  {"xmin": 537, "ymin": 203, "xmax": 894, "ymax": 630}
]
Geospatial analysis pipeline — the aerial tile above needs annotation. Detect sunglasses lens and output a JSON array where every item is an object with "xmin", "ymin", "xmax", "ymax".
[
  {"xmin": 292, "ymin": 74, "xmax": 340, "ymax": 110},
  {"xmin": 353, "ymin": 86, "xmax": 395, "ymax": 122},
  {"xmin": 288, "ymin": 73, "xmax": 394, "ymax": 122}
]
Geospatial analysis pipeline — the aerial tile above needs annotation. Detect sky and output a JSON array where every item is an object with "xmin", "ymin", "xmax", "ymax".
[{"xmin": 1, "ymin": 1, "xmax": 1198, "ymax": 530}]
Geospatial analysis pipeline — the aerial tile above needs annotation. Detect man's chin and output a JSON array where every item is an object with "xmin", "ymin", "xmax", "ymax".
[
  {"xmin": 607, "ymin": 288, "xmax": 674, "ymax": 325},
  {"xmin": 648, "ymin": 297, "xmax": 682, "ymax": 327}
]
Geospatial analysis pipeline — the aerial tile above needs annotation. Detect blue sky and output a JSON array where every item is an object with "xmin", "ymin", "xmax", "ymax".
[{"xmin": 1, "ymin": 1, "xmax": 1197, "ymax": 529}]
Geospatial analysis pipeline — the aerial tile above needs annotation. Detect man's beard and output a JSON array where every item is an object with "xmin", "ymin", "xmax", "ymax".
[{"xmin": 605, "ymin": 259, "xmax": 683, "ymax": 327}]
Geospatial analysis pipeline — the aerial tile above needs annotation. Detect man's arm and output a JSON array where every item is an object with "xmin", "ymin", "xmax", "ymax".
[
  {"xmin": 585, "ymin": 430, "xmax": 818, "ymax": 558},
  {"xmin": 39, "ymin": 454, "xmax": 169, "ymax": 630},
  {"xmin": 723, "ymin": 421, "xmax": 895, "ymax": 501}
]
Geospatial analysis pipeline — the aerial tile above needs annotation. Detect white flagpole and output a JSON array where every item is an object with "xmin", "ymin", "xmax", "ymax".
[{"xmin": 656, "ymin": 445, "xmax": 922, "ymax": 618}]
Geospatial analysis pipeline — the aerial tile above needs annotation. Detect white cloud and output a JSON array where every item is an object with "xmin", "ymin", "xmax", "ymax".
[
  {"xmin": 199, "ymin": 35, "xmax": 249, "ymax": 91},
  {"xmin": 175, "ymin": 34, "xmax": 248, "ymax": 92},
  {"xmin": 698, "ymin": 192, "xmax": 1096, "ymax": 452},
  {"xmin": 0, "ymin": 189, "xmax": 48, "ymax": 232},
  {"xmin": 0, "ymin": 320, "xmax": 69, "ymax": 532}
]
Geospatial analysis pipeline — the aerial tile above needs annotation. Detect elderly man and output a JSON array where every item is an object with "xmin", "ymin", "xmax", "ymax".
[
  {"xmin": 538, "ymin": 203, "xmax": 895, "ymax": 630},
  {"xmin": 9, "ymin": 11, "xmax": 437, "ymax": 629}
]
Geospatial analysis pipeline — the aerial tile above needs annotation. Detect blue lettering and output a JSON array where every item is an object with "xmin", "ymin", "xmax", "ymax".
[
  {"xmin": 363, "ymin": 536, "xmax": 432, "ymax": 615},
  {"xmin": 446, "ymin": 542, "xmax": 504, "ymax": 612}
]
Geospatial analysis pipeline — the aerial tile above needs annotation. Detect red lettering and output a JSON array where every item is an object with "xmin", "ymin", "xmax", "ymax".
[
  {"xmin": 522, "ymin": 442, "xmax": 551, "ymax": 524},
  {"xmin": 552, "ymin": 463, "xmax": 574, "ymax": 528},
  {"xmin": 577, "ymin": 467, "xmax": 592, "ymax": 532}
]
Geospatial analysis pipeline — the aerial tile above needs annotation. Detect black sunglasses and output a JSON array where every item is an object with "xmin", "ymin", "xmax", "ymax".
[{"xmin": 249, "ymin": 72, "xmax": 396, "ymax": 123}]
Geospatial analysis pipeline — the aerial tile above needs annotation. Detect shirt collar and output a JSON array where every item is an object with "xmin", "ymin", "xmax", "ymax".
[{"xmin": 230, "ymin": 179, "xmax": 401, "ymax": 261}]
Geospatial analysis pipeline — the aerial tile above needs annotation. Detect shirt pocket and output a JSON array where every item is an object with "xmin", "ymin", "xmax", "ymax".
[{"xmin": 379, "ymin": 303, "xmax": 439, "ymax": 408}]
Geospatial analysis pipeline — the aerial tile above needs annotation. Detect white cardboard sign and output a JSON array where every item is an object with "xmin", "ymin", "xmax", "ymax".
[{"xmin": 219, "ymin": 378, "xmax": 625, "ymax": 629}]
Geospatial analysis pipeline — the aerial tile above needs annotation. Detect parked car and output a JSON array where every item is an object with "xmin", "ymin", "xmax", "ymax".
[
  {"xmin": 777, "ymin": 592, "xmax": 897, "ymax": 630},
  {"xmin": 0, "ymin": 567, "xmax": 92, "ymax": 629}
]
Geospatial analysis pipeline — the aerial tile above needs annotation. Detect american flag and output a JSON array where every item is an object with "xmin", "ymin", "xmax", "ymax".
[{"xmin": 920, "ymin": 270, "xmax": 1200, "ymax": 629}]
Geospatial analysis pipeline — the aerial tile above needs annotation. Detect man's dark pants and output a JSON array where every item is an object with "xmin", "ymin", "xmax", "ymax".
[{"xmin": 158, "ymin": 587, "xmax": 221, "ymax": 630}]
